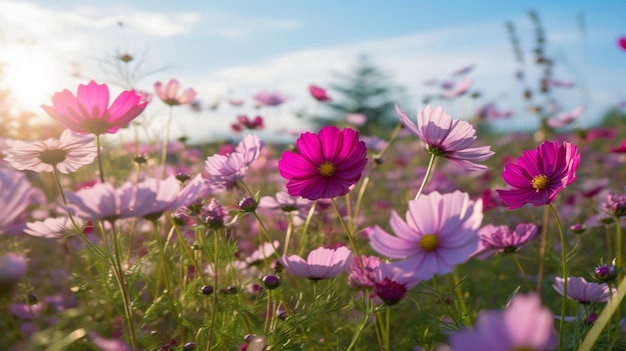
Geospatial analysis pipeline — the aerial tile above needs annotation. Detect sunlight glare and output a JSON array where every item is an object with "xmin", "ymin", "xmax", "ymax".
[{"xmin": 2, "ymin": 45, "xmax": 60, "ymax": 111}]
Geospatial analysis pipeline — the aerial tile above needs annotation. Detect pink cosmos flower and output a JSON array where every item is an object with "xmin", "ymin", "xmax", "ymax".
[
  {"xmin": 41, "ymin": 81, "xmax": 148, "ymax": 135},
  {"xmin": 253, "ymin": 91, "xmax": 287, "ymax": 106},
  {"xmin": 474, "ymin": 223, "xmax": 538, "ymax": 258},
  {"xmin": 547, "ymin": 106, "xmax": 584, "ymax": 128},
  {"xmin": 553, "ymin": 277, "xmax": 614, "ymax": 303},
  {"xmin": 451, "ymin": 64, "xmax": 475, "ymax": 76},
  {"xmin": 259, "ymin": 191, "xmax": 311, "ymax": 212},
  {"xmin": 0, "ymin": 168, "xmax": 36, "ymax": 234},
  {"xmin": 396, "ymin": 105, "xmax": 494, "ymax": 171},
  {"xmin": 309, "ymin": 84, "xmax": 331, "ymax": 102},
  {"xmin": 372, "ymin": 262, "xmax": 420, "ymax": 305},
  {"xmin": 369, "ymin": 191, "xmax": 482, "ymax": 280},
  {"xmin": 278, "ymin": 126, "xmax": 367, "ymax": 200},
  {"xmin": 601, "ymin": 192, "xmax": 626, "ymax": 217},
  {"xmin": 25, "ymin": 217, "xmax": 84, "ymax": 239},
  {"xmin": 154, "ymin": 79, "xmax": 196, "ymax": 106},
  {"xmin": 64, "ymin": 182, "xmax": 136, "ymax": 222},
  {"xmin": 347, "ymin": 255, "xmax": 381, "ymax": 289},
  {"xmin": 442, "ymin": 78, "xmax": 472, "ymax": 99},
  {"xmin": 475, "ymin": 103, "xmax": 512, "ymax": 120},
  {"xmin": 449, "ymin": 293, "xmax": 557, "ymax": 351},
  {"xmin": 5, "ymin": 130, "xmax": 96, "ymax": 174},
  {"xmin": 231, "ymin": 115, "xmax": 264, "ymax": 132},
  {"xmin": 125, "ymin": 174, "xmax": 204, "ymax": 220},
  {"xmin": 610, "ymin": 139, "xmax": 626, "ymax": 154},
  {"xmin": 496, "ymin": 141, "xmax": 580, "ymax": 210},
  {"xmin": 281, "ymin": 246, "xmax": 352, "ymax": 280},
  {"xmin": 205, "ymin": 134, "xmax": 264, "ymax": 191}
]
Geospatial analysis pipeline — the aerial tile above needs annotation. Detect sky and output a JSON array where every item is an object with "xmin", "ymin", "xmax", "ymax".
[{"xmin": 0, "ymin": 0, "xmax": 625, "ymax": 143}]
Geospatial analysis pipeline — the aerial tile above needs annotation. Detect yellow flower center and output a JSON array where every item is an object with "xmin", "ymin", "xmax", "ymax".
[
  {"xmin": 419, "ymin": 234, "xmax": 439, "ymax": 251},
  {"xmin": 318, "ymin": 161, "xmax": 336, "ymax": 177},
  {"xmin": 38, "ymin": 149, "xmax": 67, "ymax": 166},
  {"xmin": 531, "ymin": 174, "xmax": 549, "ymax": 191}
]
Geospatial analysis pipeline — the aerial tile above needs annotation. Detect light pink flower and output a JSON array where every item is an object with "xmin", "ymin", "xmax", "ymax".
[
  {"xmin": 553, "ymin": 276, "xmax": 614, "ymax": 303},
  {"xmin": 442, "ymin": 78, "xmax": 472, "ymax": 98},
  {"xmin": 281, "ymin": 246, "xmax": 351, "ymax": 280},
  {"xmin": 64, "ymin": 182, "xmax": 135, "ymax": 222},
  {"xmin": 125, "ymin": 174, "xmax": 204, "ymax": 220},
  {"xmin": 41, "ymin": 81, "xmax": 148, "ymax": 135},
  {"xmin": 396, "ymin": 105, "xmax": 494, "ymax": 171},
  {"xmin": 253, "ymin": 91, "xmax": 287, "ymax": 107},
  {"xmin": 450, "ymin": 293, "xmax": 557, "ymax": 351},
  {"xmin": 474, "ymin": 223, "xmax": 538, "ymax": 258},
  {"xmin": 347, "ymin": 255, "xmax": 381, "ymax": 289},
  {"xmin": 205, "ymin": 134, "xmax": 264, "ymax": 190},
  {"xmin": 0, "ymin": 168, "xmax": 36, "ymax": 234},
  {"xmin": 547, "ymin": 106, "xmax": 584, "ymax": 128},
  {"xmin": 25, "ymin": 217, "xmax": 83, "ymax": 239},
  {"xmin": 369, "ymin": 191, "xmax": 482, "ymax": 280},
  {"xmin": 5, "ymin": 130, "xmax": 96, "ymax": 174},
  {"xmin": 154, "ymin": 79, "xmax": 196, "ymax": 106}
]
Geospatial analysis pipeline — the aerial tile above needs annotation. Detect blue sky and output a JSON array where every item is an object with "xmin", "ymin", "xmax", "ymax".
[{"xmin": 0, "ymin": 0, "xmax": 625, "ymax": 142}]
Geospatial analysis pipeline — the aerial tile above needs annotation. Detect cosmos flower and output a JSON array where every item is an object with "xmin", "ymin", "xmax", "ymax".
[
  {"xmin": 125, "ymin": 174, "xmax": 205, "ymax": 220},
  {"xmin": 369, "ymin": 191, "xmax": 483, "ymax": 280},
  {"xmin": 64, "ymin": 182, "xmax": 136, "ymax": 222},
  {"xmin": 309, "ymin": 84, "xmax": 331, "ymax": 102},
  {"xmin": 258, "ymin": 191, "xmax": 311, "ymax": 212},
  {"xmin": 281, "ymin": 246, "xmax": 352, "ymax": 280},
  {"xmin": 475, "ymin": 103, "xmax": 512, "ymax": 120},
  {"xmin": 610, "ymin": 139, "xmax": 626, "ymax": 154},
  {"xmin": 372, "ymin": 262, "xmax": 420, "ymax": 305},
  {"xmin": 41, "ymin": 80, "xmax": 148, "ymax": 135},
  {"xmin": 449, "ymin": 293, "xmax": 557, "ymax": 351},
  {"xmin": 474, "ymin": 223, "xmax": 538, "ymax": 258},
  {"xmin": 278, "ymin": 126, "xmax": 367, "ymax": 200},
  {"xmin": 547, "ymin": 106, "xmax": 584, "ymax": 129},
  {"xmin": 205, "ymin": 134, "xmax": 264, "ymax": 191},
  {"xmin": 0, "ymin": 168, "xmax": 37, "ymax": 234},
  {"xmin": 396, "ymin": 105, "xmax": 494, "ymax": 171},
  {"xmin": 24, "ymin": 217, "xmax": 84, "ymax": 239},
  {"xmin": 496, "ymin": 141, "xmax": 580, "ymax": 210},
  {"xmin": 601, "ymin": 192, "xmax": 626, "ymax": 218},
  {"xmin": 5, "ymin": 130, "xmax": 96, "ymax": 174},
  {"xmin": 442, "ymin": 78, "xmax": 472, "ymax": 98},
  {"xmin": 553, "ymin": 276, "xmax": 614, "ymax": 304},
  {"xmin": 253, "ymin": 91, "xmax": 287, "ymax": 106},
  {"xmin": 231, "ymin": 115, "xmax": 264, "ymax": 132},
  {"xmin": 347, "ymin": 255, "xmax": 381, "ymax": 289},
  {"xmin": 154, "ymin": 79, "xmax": 196, "ymax": 106},
  {"xmin": 451, "ymin": 64, "xmax": 475, "ymax": 76}
]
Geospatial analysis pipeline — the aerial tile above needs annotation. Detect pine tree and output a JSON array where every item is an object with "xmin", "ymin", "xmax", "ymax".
[{"xmin": 313, "ymin": 55, "xmax": 405, "ymax": 137}]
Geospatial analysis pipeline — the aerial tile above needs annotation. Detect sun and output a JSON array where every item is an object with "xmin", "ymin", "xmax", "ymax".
[{"xmin": 1, "ymin": 45, "xmax": 60, "ymax": 111}]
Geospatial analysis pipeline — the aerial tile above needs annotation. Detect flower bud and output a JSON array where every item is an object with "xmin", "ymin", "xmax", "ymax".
[
  {"xmin": 261, "ymin": 275, "xmax": 281, "ymax": 290},
  {"xmin": 594, "ymin": 264, "xmax": 618, "ymax": 283},
  {"xmin": 239, "ymin": 197, "xmax": 258, "ymax": 212},
  {"xmin": 200, "ymin": 285, "xmax": 214, "ymax": 295}
]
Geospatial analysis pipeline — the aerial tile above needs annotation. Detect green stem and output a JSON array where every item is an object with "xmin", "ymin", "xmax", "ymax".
[
  {"xmin": 615, "ymin": 215, "xmax": 623, "ymax": 283},
  {"xmin": 160, "ymin": 105, "xmax": 173, "ymax": 178},
  {"xmin": 384, "ymin": 306, "xmax": 391, "ymax": 351},
  {"xmin": 111, "ymin": 222, "xmax": 138, "ymax": 350},
  {"xmin": 536, "ymin": 205, "xmax": 550, "ymax": 292},
  {"xmin": 283, "ymin": 213, "xmax": 294, "ymax": 256},
  {"xmin": 432, "ymin": 278, "xmax": 460, "ymax": 329},
  {"xmin": 512, "ymin": 254, "xmax": 533, "ymax": 291},
  {"xmin": 297, "ymin": 201, "xmax": 317, "ymax": 256},
  {"xmin": 548, "ymin": 203, "xmax": 568, "ymax": 351},
  {"xmin": 330, "ymin": 198, "xmax": 363, "ymax": 267},
  {"xmin": 451, "ymin": 268, "xmax": 472, "ymax": 327},
  {"xmin": 415, "ymin": 153, "xmax": 437, "ymax": 200},
  {"xmin": 207, "ymin": 229, "xmax": 220, "ymax": 351},
  {"xmin": 578, "ymin": 274, "xmax": 626, "ymax": 351},
  {"xmin": 95, "ymin": 134, "xmax": 105, "ymax": 183},
  {"xmin": 167, "ymin": 213, "xmax": 207, "ymax": 285},
  {"xmin": 252, "ymin": 212, "xmax": 281, "ymax": 261}
]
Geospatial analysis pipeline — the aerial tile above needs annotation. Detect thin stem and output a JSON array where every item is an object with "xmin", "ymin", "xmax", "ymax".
[
  {"xmin": 167, "ymin": 213, "xmax": 207, "ymax": 285},
  {"xmin": 512, "ymin": 254, "xmax": 533, "ymax": 291},
  {"xmin": 451, "ymin": 268, "xmax": 472, "ymax": 327},
  {"xmin": 614, "ymin": 215, "xmax": 623, "ymax": 283},
  {"xmin": 432, "ymin": 277, "xmax": 460, "ymax": 329},
  {"xmin": 282, "ymin": 213, "xmax": 294, "ymax": 256},
  {"xmin": 536, "ymin": 205, "xmax": 550, "ymax": 292},
  {"xmin": 252, "ymin": 212, "xmax": 281, "ymax": 261},
  {"xmin": 330, "ymin": 198, "xmax": 363, "ymax": 267},
  {"xmin": 297, "ymin": 201, "xmax": 317, "ymax": 256},
  {"xmin": 95, "ymin": 134, "xmax": 105, "ymax": 183},
  {"xmin": 207, "ymin": 229, "xmax": 220, "ymax": 351},
  {"xmin": 111, "ymin": 222, "xmax": 138, "ymax": 350},
  {"xmin": 548, "ymin": 203, "xmax": 568, "ymax": 351},
  {"xmin": 160, "ymin": 105, "xmax": 173, "ymax": 178},
  {"xmin": 384, "ymin": 306, "xmax": 391, "ymax": 351},
  {"xmin": 415, "ymin": 153, "xmax": 437, "ymax": 200}
]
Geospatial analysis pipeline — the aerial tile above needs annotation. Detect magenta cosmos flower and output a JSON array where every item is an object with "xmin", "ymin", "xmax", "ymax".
[
  {"xmin": 553, "ymin": 277, "xmax": 614, "ymax": 304},
  {"xmin": 154, "ymin": 79, "xmax": 196, "ymax": 106},
  {"xmin": 496, "ymin": 140, "xmax": 580, "ymax": 210},
  {"xmin": 42, "ymin": 81, "xmax": 148, "ymax": 135},
  {"xmin": 450, "ymin": 293, "xmax": 557, "ymax": 351},
  {"xmin": 396, "ymin": 105, "xmax": 494, "ymax": 171},
  {"xmin": 309, "ymin": 84, "xmax": 331, "ymax": 102},
  {"xmin": 5, "ymin": 130, "xmax": 96, "ymax": 174},
  {"xmin": 618, "ymin": 36, "xmax": 626, "ymax": 51},
  {"xmin": 281, "ymin": 246, "xmax": 351, "ymax": 280},
  {"xmin": 278, "ymin": 126, "xmax": 367, "ymax": 200},
  {"xmin": 369, "ymin": 191, "xmax": 482, "ymax": 280},
  {"xmin": 474, "ymin": 223, "xmax": 538, "ymax": 258},
  {"xmin": 372, "ymin": 262, "xmax": 420, "ymax": 305}
]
